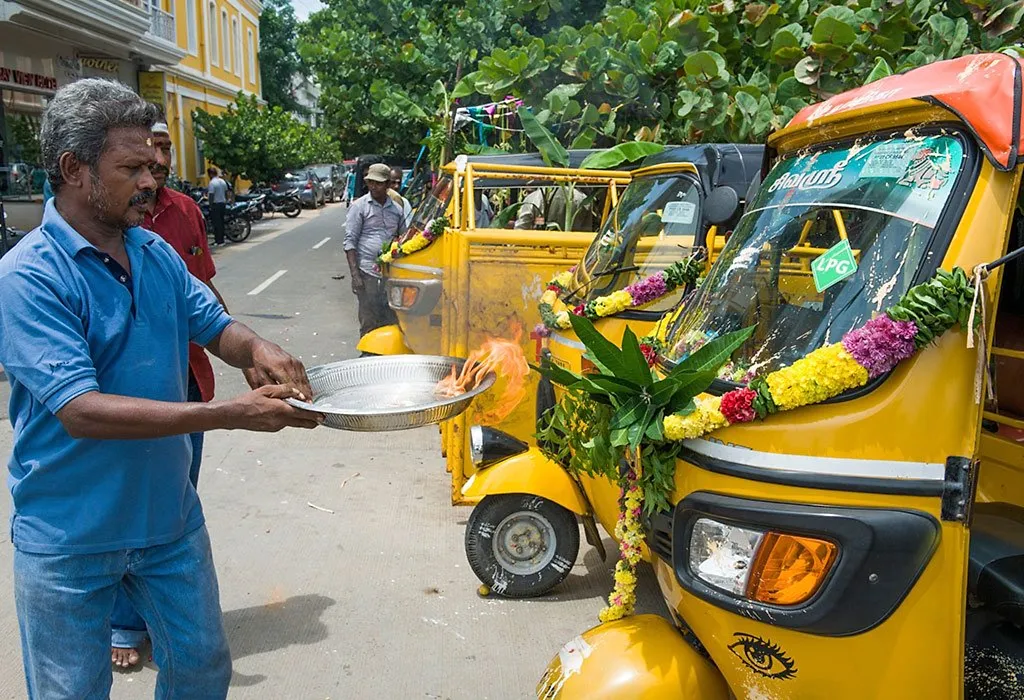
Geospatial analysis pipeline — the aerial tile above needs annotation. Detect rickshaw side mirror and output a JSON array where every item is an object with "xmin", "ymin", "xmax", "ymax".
[{"xmin": 705, "ymin": 185, "xmax": 740, "ymax": 225}]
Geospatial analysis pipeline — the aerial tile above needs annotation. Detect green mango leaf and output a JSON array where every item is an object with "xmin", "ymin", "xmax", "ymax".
[
  {"xmin": 517, "ymin": 105, "xmax": 569, "ymax": 168},
  {"xmin": 626, "ymin": 403, "xmax": 657, "ymax": 447},
  {"xmin": 578, "ymin": 373, "xmax": 643, "ymax": 395},
  {"xmin": 610, "ymin": 395, "xmax": 648, "ymax": 430},
  {"xmin": 530, "ymin": 361, "xmax": 582, "ymax": 389},
  {"xmin": 619, "ymin": 327, "xmax": 655, "ymax": 387},
  {"xmin": 645, "ymin": 411, "xmax": 665, "ymax": 442},
  {"xmin": 568, "ymin": 312, "xmax": 632, "ymax": 380},
  {"xmin": 866, "ymin": 57, "xmax": 893, "ymax": 84},
  {"xmin": 610, "ymin": 427, "xmax": 630, "ymax": 447},
  {"xmin": 671, "ymin": 326, "xmax": 755, "ymax": 376},
  {"xmin": 580, "ymin": 142, "xmax": 665, "ymax": 169},
  {"xmin": 811, "ymin": 5, "xmax": 858, "ymax": 47}
]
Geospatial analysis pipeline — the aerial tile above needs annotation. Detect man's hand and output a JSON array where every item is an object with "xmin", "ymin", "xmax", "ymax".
[
  {"xmin": 351, "ymin": 272, "xmax": 364, "ymax": 295},
  {"xmin": 223, "ymin": 385, "xmax": 323, "ymax": 432},
  {"xmin": 249, "ymin": 340, "xmax": 314, "ymax": 401},
  {"xmin": 242, "ymin": 367, "xmax": 260, "ymax": 390}
]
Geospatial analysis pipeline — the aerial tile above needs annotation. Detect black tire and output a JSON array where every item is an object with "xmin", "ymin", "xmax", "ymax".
[
  {"xmin": 284, "ymin": 201, "xmax": 301, "ymax": 218},
  {"xmin": 465, "ymin": 494, "xmax": 579, "ymax": 598},
  {"xmin": 225, "ymin": 217, "xmax": 251, "ymax": 242}
]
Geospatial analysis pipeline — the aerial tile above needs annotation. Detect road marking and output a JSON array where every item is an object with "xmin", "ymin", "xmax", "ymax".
[
  {"xmin": 248, "ymin": 270, "xmax": 288, "ymax": 296},
  {"xmin": 312, "ymin": 236, "xmax": 331, "ymax": 250}
]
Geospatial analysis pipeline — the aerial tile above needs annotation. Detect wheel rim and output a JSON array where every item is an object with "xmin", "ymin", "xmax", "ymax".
[{"xmin": 491, "ymin": 510, "xmax": 557, "ymax": 576}]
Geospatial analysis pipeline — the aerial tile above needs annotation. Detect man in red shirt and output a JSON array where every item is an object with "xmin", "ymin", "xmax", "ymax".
[{"xmin": 109, "ymin": 119, "xmax": 240, "ymax": 667}]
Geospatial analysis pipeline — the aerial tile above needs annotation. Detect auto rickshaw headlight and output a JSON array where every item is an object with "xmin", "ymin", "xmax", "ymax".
[
  {"xmin": 689, "ymin": 518, "xmax": 838, "ymax": 606},
  {"xmin": 469, "ymin": 426, "xmax": 528, "ymax": 468},
  {"xmin": 388, "ymin": 284, "xmax": 419, "ymax": 309}
]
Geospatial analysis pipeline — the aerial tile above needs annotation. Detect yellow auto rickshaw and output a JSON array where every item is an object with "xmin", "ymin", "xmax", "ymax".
[
  {"xmin": 539, "ymin": 53, "xmax": 1024, "ymax": 699},
  {"xmin": 461, "ymin": 146, "xmax": 762, "ymax": 597}
]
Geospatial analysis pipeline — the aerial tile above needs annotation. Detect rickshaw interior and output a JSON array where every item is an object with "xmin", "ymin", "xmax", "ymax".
[
  {"xmin": 569, "ymin": 144, "xmax": 765, "ymax": 316},
  {"xmin": 662, "ymin": 130, "xmax": 973, "ymax": 381}
]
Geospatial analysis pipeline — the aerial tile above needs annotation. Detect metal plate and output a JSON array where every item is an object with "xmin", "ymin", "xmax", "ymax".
[{"xmin": 286, "ymin": 356, "xmax": 496, "ymax": 432}]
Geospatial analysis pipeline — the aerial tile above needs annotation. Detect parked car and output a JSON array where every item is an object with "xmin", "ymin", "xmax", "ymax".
[
  {"xmin": 280, "ymin": 171, "xmax": 325, "ymax": 208},
  {"xmin": 307, "ymin": 164, "xmax": 343, "ymax": 203}
]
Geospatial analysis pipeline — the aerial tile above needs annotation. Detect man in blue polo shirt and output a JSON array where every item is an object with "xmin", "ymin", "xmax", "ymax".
[{"xmin": 0, "ymin": 79, "xmax": 324, "ymax": 699}]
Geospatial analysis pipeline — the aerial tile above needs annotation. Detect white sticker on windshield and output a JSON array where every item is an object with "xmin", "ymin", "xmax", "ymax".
[
  {"xmin": 662, "ymin": 201, "xmax": 697, "ymax": 225},
  {"xmin": 860, "ymin": 143, "xmax": 910, "ymax": 179}
]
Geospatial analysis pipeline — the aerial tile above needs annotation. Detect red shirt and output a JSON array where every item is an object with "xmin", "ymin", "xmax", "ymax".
[{"xmin": 143, "ymin": 187, "xmax": 219, "ymax": 402}]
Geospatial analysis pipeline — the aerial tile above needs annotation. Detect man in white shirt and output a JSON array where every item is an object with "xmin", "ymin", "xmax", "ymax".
[{"xmin": 206, "ymin": 168, "xmax": 229, "ymax": 246}]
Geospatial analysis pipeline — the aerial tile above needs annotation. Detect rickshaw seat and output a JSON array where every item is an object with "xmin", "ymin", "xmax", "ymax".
[{"xmin": 968, "ymin": 511, "xmax": 1024, "ymax": 627}]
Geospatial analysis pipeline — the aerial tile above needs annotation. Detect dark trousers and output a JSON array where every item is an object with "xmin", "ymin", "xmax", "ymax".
[
  {"xmin": 210, "ymin": 202, "xmax": 226, "ymax": 244},
  {"xmin": 356, "ymin": 271, "xmax": 397, "ymax": 337}
]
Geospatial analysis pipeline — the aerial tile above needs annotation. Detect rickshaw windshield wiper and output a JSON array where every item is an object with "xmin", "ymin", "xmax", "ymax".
[{"xmin": 564, "ymin": 265, "xmax": 640, "ymax": 301}]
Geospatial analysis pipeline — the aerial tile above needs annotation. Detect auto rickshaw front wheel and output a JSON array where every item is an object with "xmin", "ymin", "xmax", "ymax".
[{"xmin": 465, "ymin": 494, "xmax": 580, "ymax": 598}]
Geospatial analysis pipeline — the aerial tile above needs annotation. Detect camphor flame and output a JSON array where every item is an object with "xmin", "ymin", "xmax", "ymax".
[{"xmin": 435, "ymin": 322, "xmax": 529, "ymax": 424}]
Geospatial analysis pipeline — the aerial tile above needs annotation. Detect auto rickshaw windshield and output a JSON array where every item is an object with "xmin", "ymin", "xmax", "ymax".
[
  {"xmin": 396, "ymin": 175, "xmax": 454, "ymax": 245},
  {"xmin": 569, "ymin": 173, "xmax": 702, "ymax": 313},
  {"xmin": 662, "ymin": 132, "xmax": 970, "ymax": 382}
]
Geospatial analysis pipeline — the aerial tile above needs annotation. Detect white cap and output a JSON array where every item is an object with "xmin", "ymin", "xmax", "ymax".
[{"xmin": 151, "ymin": 122, "xmax": 170, "ymax": 135}]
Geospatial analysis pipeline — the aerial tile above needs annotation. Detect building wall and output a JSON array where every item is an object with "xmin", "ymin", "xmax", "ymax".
[{"xmin": 162, "ymin": 0, "xmax": 262, "ymax": 183}]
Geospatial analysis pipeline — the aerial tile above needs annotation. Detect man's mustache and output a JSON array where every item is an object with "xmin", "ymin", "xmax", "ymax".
[
  {"xmin": 151, "ymin": 164, "xmax": 169, "ymax": 176},
  {"xmin": 129, "ymin": 191, "xmax": 155, "ymax": 207}
]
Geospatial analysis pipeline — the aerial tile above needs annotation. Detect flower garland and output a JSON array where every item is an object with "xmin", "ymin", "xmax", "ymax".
[
  {"xmin": 661, "ymin": 267, "xmax": 975, "ymax": 441},
  {"xmin": 599, "ymin": 471, "xmax": 644, "ymax": 622},
  {"xmin": 378, "ymin": 216, "xmax": 449, "ymax": 265},
  {"xmin": 593, "ymin": 267, "xmax": 977, "ymax": 621},
  {"xmin": 536, "ymin": 253, "xmax": 705, "ymax": 334}
]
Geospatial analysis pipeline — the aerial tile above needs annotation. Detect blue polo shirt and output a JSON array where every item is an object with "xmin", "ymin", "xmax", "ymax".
[{"xmin": 0, "ymin": 201, "xmax": 233, "ymax": 554}]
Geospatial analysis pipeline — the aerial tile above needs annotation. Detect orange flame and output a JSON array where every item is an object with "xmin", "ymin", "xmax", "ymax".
[{"xmin": 436, "ymin": 322, "xmax": 529, "ymax": 424}]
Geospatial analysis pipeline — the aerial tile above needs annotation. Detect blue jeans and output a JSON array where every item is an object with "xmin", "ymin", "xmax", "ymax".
[
  {"xmin": 112, "ymin": 376, "xmax": 205, "ymax": 649},
  {"xmin": 14, "ymin": 525, "xmax": 231, "ymax": 699}
]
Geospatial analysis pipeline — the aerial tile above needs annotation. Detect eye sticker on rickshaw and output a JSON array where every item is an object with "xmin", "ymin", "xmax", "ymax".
[
  {"xmin": 728, "ymin": 632, "xmax": 798, "ymax": 680},
  {"xmin": 661, "ymin": 200, "xmax": 697, "ymax": 225}
]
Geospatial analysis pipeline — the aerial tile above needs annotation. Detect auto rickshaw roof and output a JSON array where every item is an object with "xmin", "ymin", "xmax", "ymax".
[
  {"xmin": 784, "ymin": 53, "xmax": 1024, "ymax": 171},
  {"xmin": 636, "ymin": 143, "xmax": 765, "ymax": 196},
  {"xmin": 444, "ymin": 149, "xmax": 644, "ymax": 188}
]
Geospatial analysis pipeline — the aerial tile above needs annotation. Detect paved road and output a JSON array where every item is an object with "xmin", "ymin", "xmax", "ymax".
[{"xmin": 0, "ymin": 203, "xmax": 666, "ymax": 699}]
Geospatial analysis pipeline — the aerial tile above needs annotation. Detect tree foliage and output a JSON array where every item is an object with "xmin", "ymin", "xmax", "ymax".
[
  {"xmin": 193, "ymin": 94, "xmax": 342, "ymax": 185},
  {"xmin": 460, "ymin": 0, "xmax": 1024, "ymax": 146},
  {"xmin": 259, "ymin": 0, "xmax": 303, "ymax": 113},
  {"xmin": 298, "ymin": 0, "xmax": 607, "ymax": 159}
]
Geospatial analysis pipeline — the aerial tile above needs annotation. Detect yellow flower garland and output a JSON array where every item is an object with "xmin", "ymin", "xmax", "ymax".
[
  {"xmin": 598, "ymin": 479, "xmax": 644, "ymax": 622},
  {"xmin": 765, "ymin": 342, "xmax": 868, "ymax": 410}
]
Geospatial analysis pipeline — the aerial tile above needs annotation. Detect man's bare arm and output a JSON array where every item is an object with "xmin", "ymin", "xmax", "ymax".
[
  {"xmin": 57, "ymin": 385, "xmax": 320, "ymax": 440},
  {"xmin": 205, "ymin": 321, "xmax": 313, "ymax": 399}
]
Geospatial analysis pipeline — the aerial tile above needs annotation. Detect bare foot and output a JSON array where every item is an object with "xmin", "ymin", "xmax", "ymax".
[{"xmin": 111, "ymin": 647, "xmax": 140, "ymax": 668}]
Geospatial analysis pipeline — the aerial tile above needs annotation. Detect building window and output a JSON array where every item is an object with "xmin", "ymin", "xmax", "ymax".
[
  {"xmin": 247, "ymin": 28, "xmax": 256, "ymax": 85},
  {"xmin": 207, "ymin": 1, "xmax": 218, "ymax": 66},
  {"xmin": 186, "ymin": 0, "xmax": 197, "ymax": 54},
  {"xmin": 232, "ymin": 17, "xmax": 241, "ymax": 78},
  {"xmin": 221, "ymin": 10, "xmax": 230, "ymax": 71}
]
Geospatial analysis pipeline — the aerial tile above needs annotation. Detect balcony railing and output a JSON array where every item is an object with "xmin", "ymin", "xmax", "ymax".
[
  {"xmin": 149, "ymin": 6, "xmax": 176, "ymax": 44},
  {"xmin": 120, "ymin": 0, "xmax": 144, "ymax": 7}
]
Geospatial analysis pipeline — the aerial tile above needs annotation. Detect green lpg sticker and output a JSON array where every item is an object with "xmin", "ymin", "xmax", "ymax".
[{"xmin": 811, "ymin": 239, "xmax": 857, "ymax": 292}]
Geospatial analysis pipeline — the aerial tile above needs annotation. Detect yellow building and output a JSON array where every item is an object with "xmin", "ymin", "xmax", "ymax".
[{"xmin": 144, "ymin": 0, "xmax": 263, "ymax": 184}]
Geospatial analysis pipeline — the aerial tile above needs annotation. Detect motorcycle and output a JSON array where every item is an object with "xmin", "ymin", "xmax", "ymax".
[
  {"xmin": 253, "ymin": 185, "xmax": 302, "ymax": 218},
  {"xmin": 234, "ymin": 192, "xmax": 266, "ymax": 222},
  {"xmin": 198, "ymin": 197, "xmax": 252, "ymax": 243}
]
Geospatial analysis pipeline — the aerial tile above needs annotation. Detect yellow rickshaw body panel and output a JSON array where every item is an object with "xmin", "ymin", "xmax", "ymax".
[
  {"xmin": 461, "ymin": 448, "xmax": 589, "ymax": 515},
  {"xmin": 355, "ymin": 324, "xmax": 412, "ymax": 356}
]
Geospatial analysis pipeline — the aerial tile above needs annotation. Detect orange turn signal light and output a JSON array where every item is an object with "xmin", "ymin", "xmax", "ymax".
[
  {"xmin": 581, "ymin": 357, "xmax": 599, "ymax": 375},
  {"xmin": 745, "ymin": 533, "xmax": 838, "ymax": 606},
  {"xmin": 399, "ymin": 286, "xmax": 418, "ymax": 308}
]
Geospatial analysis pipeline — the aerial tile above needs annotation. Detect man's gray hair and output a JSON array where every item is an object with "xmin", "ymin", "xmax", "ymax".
[{"xmin": 40, "ymin": 78, "xmax": 159, "ymax": 191}]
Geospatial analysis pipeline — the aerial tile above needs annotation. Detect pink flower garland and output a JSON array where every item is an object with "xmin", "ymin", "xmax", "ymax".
[
  {"xmin": 840, "ymin": 315, "xmax": 918, "ymax": 378},
  {"xmin": 623, "ymin": 272, "xmax": 668, "ymax": 306}
]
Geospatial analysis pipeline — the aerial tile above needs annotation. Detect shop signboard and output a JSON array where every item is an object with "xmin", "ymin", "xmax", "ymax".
[{"xmin": 138, "ymin": 71, "xmax": 166, "ymax": 110}]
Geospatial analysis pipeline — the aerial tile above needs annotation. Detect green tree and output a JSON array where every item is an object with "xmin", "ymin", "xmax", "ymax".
[
  {"xmin": 259, "ymin": 0, "xmax": 303, "ymax": 113},
  {"xmin": 298, "ymin": 0, "xmax": 607, "ymax": 159},
  {"xmin": 460, "ymin": 0, "xmax": 1024, "ymax": 147},
  {"xmin": 193, "ymin": 94, "xmax": 341, "ymax": 185},
  {"xmin": 8, "ymin": 115, "xmax": 41, "ymax": 165}
]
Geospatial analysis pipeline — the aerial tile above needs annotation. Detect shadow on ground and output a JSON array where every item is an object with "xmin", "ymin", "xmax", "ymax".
[{"xmin": 224, "ymin": 593, "xmax": 335, "ymax": 687}]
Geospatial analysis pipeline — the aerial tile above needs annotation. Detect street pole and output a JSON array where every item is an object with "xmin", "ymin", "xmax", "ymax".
[{"xmin": 0, "ymin": 88, "xmax": 9, "ymax": 257}]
